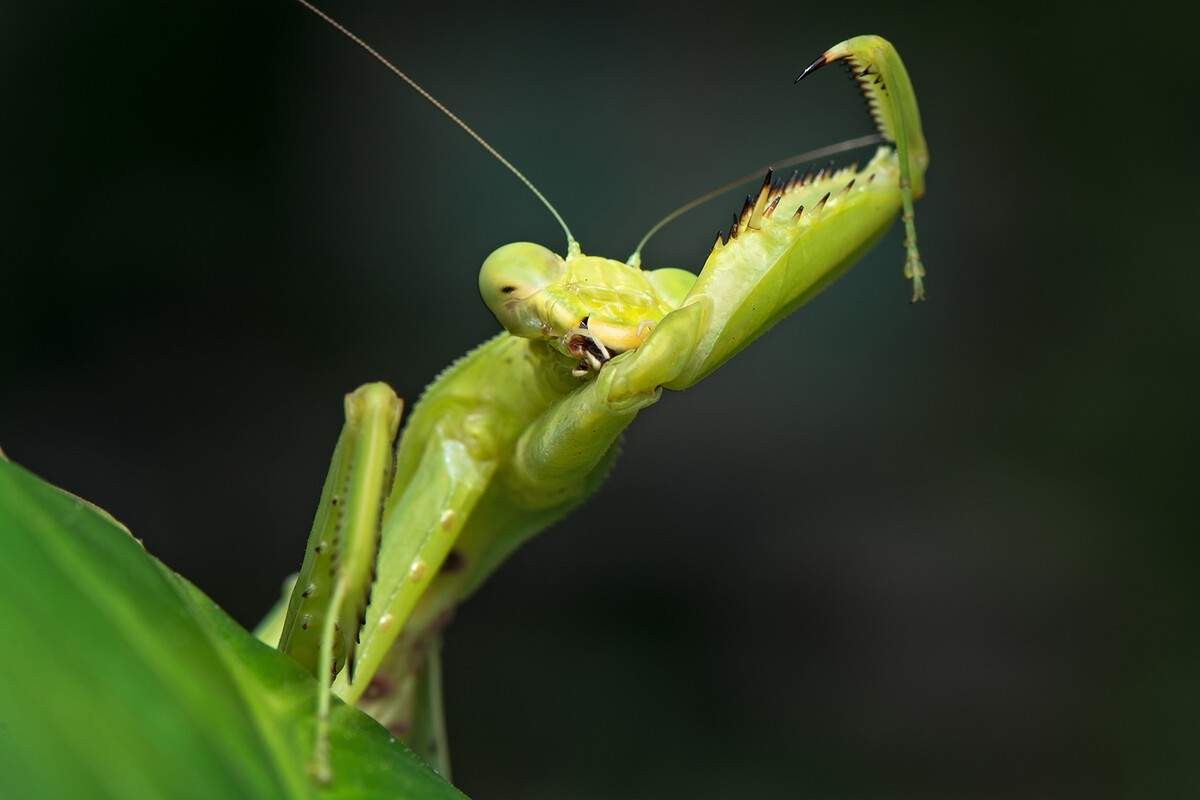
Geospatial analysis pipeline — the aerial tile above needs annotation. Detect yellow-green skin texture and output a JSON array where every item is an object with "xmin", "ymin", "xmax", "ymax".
[{"xmin": 278, "ymin": 34, "xmax": 930, "ymax": 747}]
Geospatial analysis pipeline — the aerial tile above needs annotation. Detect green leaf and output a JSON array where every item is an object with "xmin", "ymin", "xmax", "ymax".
[{"xmin": 0, "ymin": 458, "xmax": 467, "ymax": 800}]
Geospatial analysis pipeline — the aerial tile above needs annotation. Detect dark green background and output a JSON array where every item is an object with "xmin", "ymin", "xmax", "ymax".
[{"xmin": 2, "ymin": 1, "xmax": 1193, "ymax": 797}]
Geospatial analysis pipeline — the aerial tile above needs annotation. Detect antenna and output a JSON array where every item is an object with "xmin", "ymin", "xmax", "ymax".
[
  {"xmin": 627, "ymin": 133, "xmax": 884, "ymax": 267},
  {"xmin": 294, "ymin": 0, "xmax": 578, "ymax": 255}
]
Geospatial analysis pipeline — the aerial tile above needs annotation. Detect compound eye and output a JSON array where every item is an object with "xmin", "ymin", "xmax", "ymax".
[{"xmin": 478, "ymin": 242, "xmax": 565, "ymax": 337}]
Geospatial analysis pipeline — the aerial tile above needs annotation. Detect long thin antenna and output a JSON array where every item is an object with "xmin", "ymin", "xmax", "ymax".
[
  {"xmin": 294, "ymin": 0, "xmax": 578, "ymax": 254},
  {"xmin": 627, "ymin": 132, "xmax": 883, "ymax": 266}
]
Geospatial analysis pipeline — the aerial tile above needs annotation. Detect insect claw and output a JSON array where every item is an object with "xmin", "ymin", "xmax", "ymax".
[
  {"xmin": 909, "ymin": 273, "xmax": 926, "ymax": 303},
  {"xmin": 795, "ymin": 52, "xmax": 828, "ymax": 82}
]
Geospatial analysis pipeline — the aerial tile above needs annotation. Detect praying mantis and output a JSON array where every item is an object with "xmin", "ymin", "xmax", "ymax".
[{"xmin": 260, "ymin": 0, "xmax": 930, "ymax": 784}]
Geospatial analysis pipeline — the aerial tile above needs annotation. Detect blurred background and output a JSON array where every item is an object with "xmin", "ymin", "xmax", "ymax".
[{"xmin": 2, "ymin": 1, "xmax": 1194, "ymax": 797}]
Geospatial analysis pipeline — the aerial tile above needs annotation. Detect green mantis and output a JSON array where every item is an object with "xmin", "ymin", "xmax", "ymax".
[{"xmin": 265, "ymin": 1, "xmax": 929, "ymax": 784}]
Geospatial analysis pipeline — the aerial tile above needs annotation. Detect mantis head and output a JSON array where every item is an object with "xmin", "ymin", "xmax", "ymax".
[
  {"xmin": 480, "ymin": 241, "xmax": 689, "ymax": 378},
  {"xmin": 480, "ymin": 242, "xmax": 628, "ymax": 377},
  {"xmin": 478, "ymin": 242, "xmax": 566, "ymax": 339}
]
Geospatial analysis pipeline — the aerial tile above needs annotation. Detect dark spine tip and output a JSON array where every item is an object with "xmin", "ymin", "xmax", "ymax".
[
  {"xmin": 796, "ymin": 53, "xmax": 828, "ymax": 82},
  {"xmin": 757, "ymin": 168, "xmax": 774, "ymax": 197}
]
